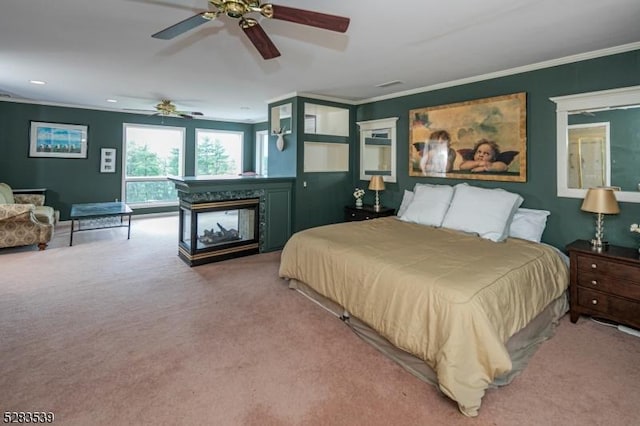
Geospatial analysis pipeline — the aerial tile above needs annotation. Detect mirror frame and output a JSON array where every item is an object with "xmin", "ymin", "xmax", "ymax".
[{"xmin": 551, "ymin": 85, "xmax": 640, "ymax": 203}]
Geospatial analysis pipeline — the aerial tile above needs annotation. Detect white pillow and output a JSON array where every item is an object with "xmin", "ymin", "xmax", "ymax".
[
  {"xmin": 396, "ymin": 190, "xmax": 414, "ymax": 217},
  {"xmin": 400, "ymin": 184, "xmax": 454, "ymax": 227},
  {"xmin": 441, "ymin": 183, "xmax": 523, "ymax": 242},
  {"xmin": 508, "ymin": 208, "xmax": 550, "ymax": 243}
]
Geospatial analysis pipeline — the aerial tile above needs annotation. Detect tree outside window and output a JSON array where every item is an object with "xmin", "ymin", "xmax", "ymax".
[
  {"xmin": 196, "ymin": 129, "xmax": 243, "ymax": 176},
  {"xmin": 123, "ymin": 124, "xmax": 184, "ymax": 206}
]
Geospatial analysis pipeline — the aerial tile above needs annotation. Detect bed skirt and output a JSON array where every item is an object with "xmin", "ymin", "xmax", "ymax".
[{"xmin": 288, "ymin": 278, "xmax": 568, "ymax": 392}]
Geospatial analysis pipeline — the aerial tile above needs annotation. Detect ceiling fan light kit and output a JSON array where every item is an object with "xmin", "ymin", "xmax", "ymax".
[
  {"xmin": 152, "ymin": 1, "xmax": 350, "ymax": 60},
  {"xmin": 153, "ymin": 100, "xmax": 203, "ymax": 119}
]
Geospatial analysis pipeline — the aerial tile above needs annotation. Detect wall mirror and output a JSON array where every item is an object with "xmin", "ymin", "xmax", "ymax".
[
  {"xmin": 357, "ymin": 117, "xmax": 398, "ymax": 183},
  {"xmin": 551, "ymin": 85, "xmax": 640, "ymax": 203}
]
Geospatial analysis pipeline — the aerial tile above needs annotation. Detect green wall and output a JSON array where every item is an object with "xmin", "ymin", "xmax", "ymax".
[
  {"xmin": 293, "ymin": 97, "xmax": 356, "ymax": 232},
  {"xmin": 2, "ymin": 49, "xmax": 639, "ymax": 250},
  {"xmin": 265, "ymin": 96, "xmax": 356, "ymax": 233},
  {"xmin": 0, "ymin": 102, "xmax": 256, "ymax": 220},
  {"xmin": 355, "ymin": 49, "xmax": 640, "ymax": 250}
]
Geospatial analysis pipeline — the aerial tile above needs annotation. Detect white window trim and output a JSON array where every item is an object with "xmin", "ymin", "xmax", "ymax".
[
  {"xmin": 122, "ymin": 123, "xmax": 185, "ymax": 208},
  {"xmin": 255, "ymin": 129, "xmax": 268, "ymax": 175}
]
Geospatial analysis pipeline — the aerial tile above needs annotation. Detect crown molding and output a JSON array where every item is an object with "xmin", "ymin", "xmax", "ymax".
[{"xmin": 354, "ymin": 42, "xmax": 640, "ymax": 105}]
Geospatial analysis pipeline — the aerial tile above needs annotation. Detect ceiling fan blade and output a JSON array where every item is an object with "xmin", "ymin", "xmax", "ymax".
[
  {"xmin": 177, "ymin": 111, "xmax": 203, "ymax": 119},
  {"xmin": 240, "ymin": 19, "xmax": 281, "ymax": 60},
  {"xmin": 152, "ymin": 12, "xmax": 215, "ymax": 40},
  {"xmin": 269, "ymin": 5, "xmax": 350, "ymax": 33}
]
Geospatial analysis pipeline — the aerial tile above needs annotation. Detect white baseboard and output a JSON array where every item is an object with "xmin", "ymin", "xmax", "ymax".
[{"xmin": 618, "ymin": 325, "xmax": 640, "ymax": 338}]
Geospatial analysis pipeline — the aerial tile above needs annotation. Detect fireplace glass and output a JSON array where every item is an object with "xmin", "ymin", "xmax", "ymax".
[
  {"xmin": 179, "ymin": 198, "xmax": 260, "ymax": 266},
  {"xmin": 195, "ymin": 207, "xmax": 255, "ymax": 249}
]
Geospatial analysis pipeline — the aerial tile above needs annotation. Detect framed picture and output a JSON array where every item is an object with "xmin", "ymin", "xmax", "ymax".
[
  {"xmin": 100, "ymin": 148, "xmax": 117, "ymax": 173},
  {"xmin": 409, "ymin": 92, "xmax": 527, "ymax": 182},
  {"xmin": 29, "ymin": 121, "xmax": 88, "ymax": 159}
]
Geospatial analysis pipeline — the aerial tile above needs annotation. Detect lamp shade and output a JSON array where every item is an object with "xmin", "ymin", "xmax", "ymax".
[
  {"xmin": 368, "ymin": 176, "xmax": 385, "ymax": 191},
  {"xmin": 581, "ymin": 187, "xmax": 620, "ymax": 214}
]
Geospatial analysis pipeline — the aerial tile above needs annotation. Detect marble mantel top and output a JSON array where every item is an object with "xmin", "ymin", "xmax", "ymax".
[{"xmin": 167, "ymin": 175, "xmax": 295, "ymax": 193}]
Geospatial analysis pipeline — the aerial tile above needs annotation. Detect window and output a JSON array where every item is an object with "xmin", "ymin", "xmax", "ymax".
[
  {"xmin": 255, "ymin": 130, "xmax": 268, "ymax": 175},
  {"xmin": 123, "ymin": 124, "xmax": 185, "ymax": 207},
  {"xmin": 195, "ymin": 129, "xmax": 243, "ymax": 176}
]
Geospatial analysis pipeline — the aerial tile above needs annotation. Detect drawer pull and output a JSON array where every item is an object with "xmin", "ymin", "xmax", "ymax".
[
  {"xmin": 365, "ymin": 216, "xmax": 370, "ymax": 220},
  {"xmin": 351, "ymin": 213, "xmax": 356, "ymax": 217},
  {"xmin": 591, "ymin": 299, "xmax": 598, "ymax": 305},
  {"xmin": 591, "ymin": 263, "xmax": 597, "ymax": 269},
  {"xmin": 591, "ymin": 280, "xmax": 598, "ymax": 286}
]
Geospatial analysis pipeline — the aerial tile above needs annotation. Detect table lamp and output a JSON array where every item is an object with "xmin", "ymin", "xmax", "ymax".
[
  {"xmin": 368, "ymin": 176, "xmax": 385, "ymax": 212},
  {"xmin": 581, "ymin": 187, "xmax": 620, "ymax": 250}
]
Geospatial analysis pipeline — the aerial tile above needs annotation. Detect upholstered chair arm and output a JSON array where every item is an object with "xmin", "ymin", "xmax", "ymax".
[
  {"xmin": 14, "ymin": 193, "xmax": 45, "ymax": 206},
  {"xmin": 0, "ymin": 203, "xmax": 37, "ymax": 222}
]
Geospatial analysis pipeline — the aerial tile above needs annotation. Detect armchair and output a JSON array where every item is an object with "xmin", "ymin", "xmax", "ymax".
[{"xmin": 0, "ymin": 183, "xmax": 58, "ymax": 250}]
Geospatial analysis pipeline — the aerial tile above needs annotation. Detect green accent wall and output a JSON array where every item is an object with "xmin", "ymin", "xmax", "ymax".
[
  {"xmin": 2, "ymin": 49, "xmax": 639, "ymax": 251},
  {"xmin": 0, "ymin": 102, "xmax": 256, "ymax": 220},
  {"xmin": 355, "ymin": 49, "xmax": 640, "ymax": 250},
  {"xmin": 293, "ymin": 97, "xmax": 356, "ymax": 232}
]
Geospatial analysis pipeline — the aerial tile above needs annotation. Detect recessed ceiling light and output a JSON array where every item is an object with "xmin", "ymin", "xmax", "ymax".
[
  {"xmin": 240, "ymin": 106, "xmax": 250, "ymax": 110},
  {"xmin": 106, "ymin": 99, "xmax": 118, "ymax": 103},
  {"xmin": 29, "ymin": 80, "xmax": 46, "ymax": 85}
]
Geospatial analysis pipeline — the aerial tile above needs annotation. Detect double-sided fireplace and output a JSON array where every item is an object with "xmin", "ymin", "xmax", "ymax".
[{"xmin": 179, "ymin": 198, "xmax": 260, "ymax": 266}]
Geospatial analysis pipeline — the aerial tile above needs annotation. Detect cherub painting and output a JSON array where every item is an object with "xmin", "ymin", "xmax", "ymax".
[{"xmin": 409, "ymin": 92, "xmax": 527, "ymax": 182}]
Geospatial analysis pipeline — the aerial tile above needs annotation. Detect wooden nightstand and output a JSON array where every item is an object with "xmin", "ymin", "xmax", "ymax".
[
  {"xmin": 344, "ymin": 204, "xmax": 395, "ymax": 222},
  {"xmin": 566, "ymin": 239, "xmax": 640, "ymax": 329}
]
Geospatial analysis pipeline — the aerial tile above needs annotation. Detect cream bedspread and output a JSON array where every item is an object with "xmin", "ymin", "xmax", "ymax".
[{"xmin": 278, "ymin": 217, "xmax": 569, "ymax": 417}]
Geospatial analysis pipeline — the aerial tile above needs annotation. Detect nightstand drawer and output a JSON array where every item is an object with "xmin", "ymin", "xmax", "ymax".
[
  {"xmin": 576, "ymin": 254, "xmax": 640, "ymax": 282},
  {"xmin": 347, "ymin": 210, "xmax": 373, "ymax": 221},
  {"xmin": 577, "ymin": 287, "xmax": 640, "ymax": 329},
  {"xmin": 577, "ymin": 272, "xmax": 640, "ymax": 300},
  {"xmin": 577, "ymin": 287, "xmax": 611, "ymax": 313}
]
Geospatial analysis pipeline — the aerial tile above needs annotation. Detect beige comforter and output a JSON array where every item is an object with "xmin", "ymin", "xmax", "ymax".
[{"xmin": 278, "ymin": 217, "xmax": 568, "ymax": 416}]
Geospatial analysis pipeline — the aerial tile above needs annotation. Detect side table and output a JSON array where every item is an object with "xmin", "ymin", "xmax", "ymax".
[
  {"xmin": 344, "ymin": 204, "xmax": 395, "ymax": 222},
  {"xmin": 566, "ymin": 239, "xmax": 640, "ymax": 330}
]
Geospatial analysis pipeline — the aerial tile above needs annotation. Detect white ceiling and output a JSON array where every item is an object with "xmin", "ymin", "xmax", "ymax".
[{"xmin": 1, "ymin": 0, "xmax": 639, "ymax": 123}]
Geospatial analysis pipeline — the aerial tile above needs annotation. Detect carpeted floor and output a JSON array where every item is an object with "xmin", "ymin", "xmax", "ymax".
[{"xmin": 1, "ymin": 216, "xmax": 639, "ymax": 425}]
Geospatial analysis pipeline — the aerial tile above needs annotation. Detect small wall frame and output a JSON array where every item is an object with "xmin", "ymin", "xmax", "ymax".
[{"xmin": 100, "ymin": 148, "xmax": 116, "ymax": 173}]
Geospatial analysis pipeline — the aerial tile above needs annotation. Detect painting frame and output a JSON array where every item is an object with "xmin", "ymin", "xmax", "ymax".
[
  {"xmin": 29, "ymin": 121, "xmax": 88, "ymax": 159},
  {"xmin": 409, "ymin": 92, "xmax": 527, "ymax": 182}
]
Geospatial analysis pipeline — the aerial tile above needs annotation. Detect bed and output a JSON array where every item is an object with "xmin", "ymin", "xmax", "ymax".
[{"xmin": 278, "ymin": 183, "xmax": 569, "ymax": 417}]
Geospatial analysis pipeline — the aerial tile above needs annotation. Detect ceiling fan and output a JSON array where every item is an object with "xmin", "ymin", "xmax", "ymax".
[
  {"xmin": 151, "ymin": 1, "xmax": 350, "ymax": 60},
  {"xmin": 125, "ymin": 100, "xmax": 204, "ymax": 118},
  {"xmin": 152, "ymin": 100, "xmax": 204, "ymax": 119}
]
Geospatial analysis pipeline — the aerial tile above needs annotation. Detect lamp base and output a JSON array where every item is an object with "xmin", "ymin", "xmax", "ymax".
[
  {"xmin": 590, "ymin": 238, "xmax": 609, "ymax": 251},
  {"xmin": 373, "ymin": 204, "xmax": 382, "ymax": 212}
]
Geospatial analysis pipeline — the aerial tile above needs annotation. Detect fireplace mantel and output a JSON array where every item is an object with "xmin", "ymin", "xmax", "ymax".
[
  {"xmin": 168, "ymin": 175, "xmax": 295, "ymax": 193},
  {"xmin": 168, "ymin": 176, "xmax": 293, "ymax": 265}
]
